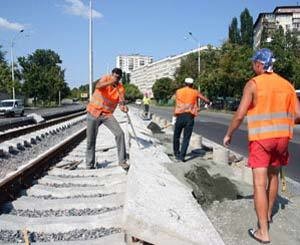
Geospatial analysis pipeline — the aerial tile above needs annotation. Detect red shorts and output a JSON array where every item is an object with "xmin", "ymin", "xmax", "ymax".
[{"xmin": 248, "ymin": 137, "xmax": 289, "ymax": 168}]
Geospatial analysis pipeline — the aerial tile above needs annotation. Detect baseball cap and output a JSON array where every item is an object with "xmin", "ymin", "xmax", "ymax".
[{"xmin": 185, "ymin": 78, "xmax": 194, "ymax": 84}]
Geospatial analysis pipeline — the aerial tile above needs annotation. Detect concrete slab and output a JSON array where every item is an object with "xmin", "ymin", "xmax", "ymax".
[
  {"xmin": 123, "ymin": 160, "xmax": 224, "ymax": 244},
  {"xmin": 25, "ymin": 183, "xmax": 125, "ymax": 198},
  {"xmin": 122, "ymin": 116, "xmax": 224, "ymax": 245},
  {"xmin": 0, "ymin": 210, "xmax": 122, "ymax": 233}
]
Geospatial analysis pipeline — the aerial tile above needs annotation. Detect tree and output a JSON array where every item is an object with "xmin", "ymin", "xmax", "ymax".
[
  {"xmin": 18, "ymin": 49, "xmax": 70, "ymax": 105},
  {"xmin": 228, "ymin": 17, "xmax": 241, "ymax": 44},
  {"xmin": 0, "ymin": 45, "xmax": 22, "ymax": 95},
  {"xmin": 0, "ymin": 45, "xmax": 6, "ymax": 64},
  {"xmin": 124, "ymin": 83, "xmax": 142, "ymax": 102},
  {"xmin": 122, "ymin": 72, "xmax": 131, "ymax": 84},
  {"xmin": 199, "ymin": 42, "xmax": 252, "ymax": 99},
  {"xmin": 240, "ymin": 8, "xmax": 253, "ymax": 46},
  {"xmin": 260, "ymin": 26, "xmax": 300, "ymax": 88},
  {"xmin": 152, "ymin": 77, "xmax": 175, "ymax": 101},
  {"xmin": 174, "ymin": 53, "xmax": 198, "ymax": 89}
]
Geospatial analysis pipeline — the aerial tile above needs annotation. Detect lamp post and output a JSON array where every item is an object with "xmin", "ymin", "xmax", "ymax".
[
  {"xmin": 88, "ymin": 0, "xmax": 94, "ymax": 101},
  {"xmin": 11, "ymin": 29, "xmax": 24, "ymax": 100},
  {"xmin": 188, "ymin": 32, "xmax": 201, "ymax": 76}
]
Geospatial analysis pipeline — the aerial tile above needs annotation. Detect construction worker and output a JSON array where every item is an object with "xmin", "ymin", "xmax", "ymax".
[
  {"xmin": 142, "ymin": 93, "xmax": 151, "ymax": 118},
  {"xmin": 86, "ymin": 68, "xmax": 129, "ymax": 171},
  {"xmin": 223, "ymin": 48, "xmax": 300, "ymax": 243},
  {"xmin": 173, "ymin": 77, "xmax": 210, "ymax": 162}
]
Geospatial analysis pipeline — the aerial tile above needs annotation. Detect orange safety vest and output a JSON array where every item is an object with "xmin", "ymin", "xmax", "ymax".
[
  {"xmin": 87, "ymin": 75, "xmax": 125, "ymax": 118},
  {"xmin": 247, "ymin": 72, "xmax": 296, "ymax": 141},
  {"xmin": 174, "ymin": 87, "xmax": 199, "ymax": 116}
]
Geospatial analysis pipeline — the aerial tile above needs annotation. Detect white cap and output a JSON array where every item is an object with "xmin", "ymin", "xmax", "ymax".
[{"xmin": 185, "ymin": 78, "xmax": 194, "ymax": 84}]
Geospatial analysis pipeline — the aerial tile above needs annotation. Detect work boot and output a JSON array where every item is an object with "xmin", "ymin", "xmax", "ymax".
[
  {"xmin": 85, "ymin": 164, "xmax": 95, "ymax": 170},
  {"xmin": 119, "ymin": 161, "xmax": 130, "ymax": 171}
]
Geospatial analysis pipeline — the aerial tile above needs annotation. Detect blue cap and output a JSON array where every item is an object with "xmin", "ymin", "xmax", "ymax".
[{"xmin": 251, "ymin": 48, "xmax": 276, "ymax": 72}]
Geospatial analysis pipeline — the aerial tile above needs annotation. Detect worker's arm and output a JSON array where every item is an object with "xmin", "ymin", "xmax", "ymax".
[
  {"xmin": 295, "ymin": 96, "xmax": 300, "ymax": 124},
  {"xmin": 95, "ymin": 76, "xmax": 116, "ymax": 89},
  {"xmin": 223, "ymin": 79, "xmax": 255, "ymax": 146},
  {"xmin": 197, "ymin": 92, "xmax": 210, "ymax": 104}
]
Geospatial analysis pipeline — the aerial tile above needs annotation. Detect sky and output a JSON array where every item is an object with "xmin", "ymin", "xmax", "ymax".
[{"xmin": 0, "ymin": 0, "xmax": 298, "ymax": 88}]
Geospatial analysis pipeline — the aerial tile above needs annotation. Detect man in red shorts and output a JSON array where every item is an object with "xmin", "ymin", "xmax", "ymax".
[{"xmin": 223, "ymin": 48, "xmax": 300, "ymax": 244}]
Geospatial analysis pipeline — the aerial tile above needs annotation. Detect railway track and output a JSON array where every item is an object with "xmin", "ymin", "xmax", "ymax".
[{"xmin": 0, "ymin": 110, "xmax": 130, "ymax": 244}]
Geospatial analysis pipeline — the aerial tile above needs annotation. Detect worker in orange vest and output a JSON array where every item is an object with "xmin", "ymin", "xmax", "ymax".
[
  {"xmin": 86, "ymin": 68, "xmax": 129, "ymax": 171},
  {"xmin": 223, "ymin": 48, "xmax": 300, "ymax": 244},
  {"xmin": 173, "ymin": 77, "xmax": 210, "ymax": 162}
]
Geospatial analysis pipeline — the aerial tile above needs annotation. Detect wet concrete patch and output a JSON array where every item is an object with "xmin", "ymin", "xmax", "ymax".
[{"xmin": 185, "ymin": 165, "xmax": 239, "ymax": 209}]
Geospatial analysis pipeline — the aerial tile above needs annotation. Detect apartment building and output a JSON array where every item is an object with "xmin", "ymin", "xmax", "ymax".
[
  {"xmin": 116, "ymin": 54, "xmax": 153, "ymax": 74},
  {"xmin": 130, "ymin": 46, "xmax": 207, "ymax": 96},
  {"xmin": 254, "ymin": 6, "xmax": 300, "ymax": 49}
]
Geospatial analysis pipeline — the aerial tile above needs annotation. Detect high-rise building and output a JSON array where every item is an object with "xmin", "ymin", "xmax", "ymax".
[
  {"xmin": 130, "ymin": 46, "xmax": 208, "ymax": 97},
  {"xmin": 116, "ymin": 54, "xmax": 153, "ymax": 74},
  {"xmin": 254, "ymin": 6, "xmax": 300, "ymax": 49}
]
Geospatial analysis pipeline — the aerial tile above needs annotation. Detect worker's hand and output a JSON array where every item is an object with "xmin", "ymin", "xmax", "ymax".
[
  {"xmin": 223, "ymin": 135, "xmax": 231, "ymax": 147},
  {"xmin": 120, "ymin": 105, "xmax": 128, "ymax": 113}
]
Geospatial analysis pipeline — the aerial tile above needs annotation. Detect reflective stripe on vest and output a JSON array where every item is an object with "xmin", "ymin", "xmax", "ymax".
[
  {"xmin": 248, "ymin": 124, "xmax": 293, "ymax": 135},
  {"xmin": 90, "ymin": 93, "xmax": 117, "ymax": 111},
  {"xmin": 247, "ymin": 112, "xmax": 294, "ymax": 123}
]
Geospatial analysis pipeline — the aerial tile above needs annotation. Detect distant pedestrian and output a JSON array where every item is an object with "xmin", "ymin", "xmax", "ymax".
[
  {"xmin": 142, "ymin": 93, "xmax": 151, "ymax": 118},
  {"xmin": 86, "ymin": 68, "xmax": 129, "ymax": 171},
  {"xmin": 173, "ymin": 77, "xmax": 210, "ymax": 162},
  {"xmin": 223, "ymin": 48, "xmax": 300, "ymax": 243}
]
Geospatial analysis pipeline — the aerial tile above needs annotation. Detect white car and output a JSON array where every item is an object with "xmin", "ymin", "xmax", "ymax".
[
  {"xmin": 135, "ymin": 99, "xmax": 142, "ymax": 105},
  {"xmin": 0, "ymin": 99, "xmax": 25, "ymax": 117}
]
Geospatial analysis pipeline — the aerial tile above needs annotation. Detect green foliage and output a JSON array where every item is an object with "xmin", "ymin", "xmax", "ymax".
[
  {"xmin": 228, "ymin": 17, "xmax": 241, "ymax": 44},
  {"xmin": 152, "ymin": 77, "xmax": 176, "ymax": 101},
  {"xmin": 0, "ymin": 45, "xmax": 6, "ymax": 64},
  {"xmin": 122, "ymin": 72, "xmax": 130, "ymax": 84},
  {"xmin": 18, "ymin": 49, "xmax": 70, "ymax": 105},
  {"xmin": 228, "ymin": 8, "xmax": 253, "ymax": 46},
  {"xmin": 199, "ymin": 43, "xmax": 253, "ymax": 99},
  {"xmin": 0, "ymin": 45, "xmax": 22, "ymax": 95},
  {"xmin": 174, "ymin": 53, "xmax": 198, "ymax": 88},
  {"xmin": 124, "ymin": 83, "xmax": 142, "ymax": 102},
  {"xmin": 260, "ymin": 26, "xmax": 300, "ymax": 88},
  {"xmin": 240, "ymin": 8, "xmax": 253, "ymax": 46}
]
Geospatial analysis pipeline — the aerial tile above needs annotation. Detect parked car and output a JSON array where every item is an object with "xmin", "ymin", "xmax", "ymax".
[
  {"xmin": 0, "ymin": 99, "xmax": 24, "ymax": 117},
  {"xmin": 135, "ymin": 99, "xmax": 142, "ymax": 105}
]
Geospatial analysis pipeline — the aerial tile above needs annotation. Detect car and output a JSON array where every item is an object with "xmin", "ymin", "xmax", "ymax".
[
  {"xmin": 135, "ymin": 99, "xmax": 142, "ymax": 105},
  {"xmin": 0, "ymin": 99, "xmax": 24, "ymax": 117}
]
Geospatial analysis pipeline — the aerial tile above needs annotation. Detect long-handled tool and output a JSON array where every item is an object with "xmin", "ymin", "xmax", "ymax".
[
  {"xmin": 126, "ymin": 112, "xmax": 141, "ymax": 148},
  {"xmin": 280, "ymin": 167, "xmax": 287, "ymax": 192}
]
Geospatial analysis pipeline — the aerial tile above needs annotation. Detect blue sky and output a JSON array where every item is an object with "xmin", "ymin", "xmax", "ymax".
[{"xmin": 0, "ymin": 0, "xmax": 298, "ymax": 88}]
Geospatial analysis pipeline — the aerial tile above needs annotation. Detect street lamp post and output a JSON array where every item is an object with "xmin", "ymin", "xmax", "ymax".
[
  {"xmin": 188, "ymin": 32, "xmax": 201, "ymax": 76},
  {"xmin": 11, "ymin": 29, "xmax": 24, "ymax": 100},
  {"xmin": 88, "ymin": 0, "xmax": 94, "ymax": 101}
]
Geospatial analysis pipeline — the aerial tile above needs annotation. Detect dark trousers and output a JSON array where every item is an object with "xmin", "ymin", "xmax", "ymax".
[
  {"xmin": 173, "ymin": 113, "xmax": 194, "ymax": 160},
  {"xmin": 144, "ymin": 104, "xmax": 149, "ymax": 116}
]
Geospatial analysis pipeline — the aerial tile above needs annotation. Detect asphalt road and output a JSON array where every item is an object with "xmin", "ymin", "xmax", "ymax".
[{"xmin": 146, "ymin": 105, "xmax": 300, "ymax": 183}]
